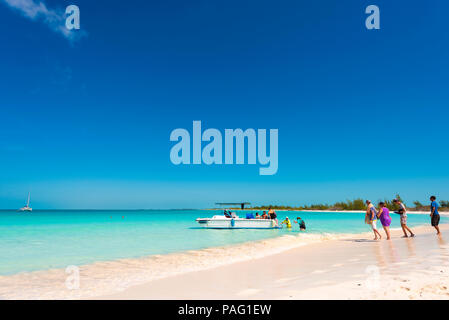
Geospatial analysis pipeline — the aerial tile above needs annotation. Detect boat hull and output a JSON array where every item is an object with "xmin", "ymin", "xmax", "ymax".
[{"xmin": 196, "ymin": 217, "xmax": 278, "ymax": 229}]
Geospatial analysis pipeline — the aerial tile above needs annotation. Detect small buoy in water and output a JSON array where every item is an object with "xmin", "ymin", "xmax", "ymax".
[{"xmin": 122, "ymin": 216, "xmax": 124, "ymax": 219}]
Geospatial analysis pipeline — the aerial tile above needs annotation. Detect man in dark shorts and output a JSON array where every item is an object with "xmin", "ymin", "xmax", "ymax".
[
  {"xmin": 295, "ymin": 217, "xmax": 306, "ymax": 231},
  {"xmin": 430, "ymin": 196, "xmax": 441, "ymax": 235}
]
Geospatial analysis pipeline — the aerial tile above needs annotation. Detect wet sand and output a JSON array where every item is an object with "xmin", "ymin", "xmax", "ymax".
[{"xmin": 100, "ymin": 224, "xmax": 449, "ymax": 300}]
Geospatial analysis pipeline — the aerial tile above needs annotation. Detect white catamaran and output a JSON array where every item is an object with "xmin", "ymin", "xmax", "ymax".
[{"xmin": 19, "ymin": 192, "xmax": 32, "ymax": 212}]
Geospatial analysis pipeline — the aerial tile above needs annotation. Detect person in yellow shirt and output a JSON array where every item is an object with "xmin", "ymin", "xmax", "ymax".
[{"xmin": 281, "ymin": 217, "xmax": 292, "ymax": 228}]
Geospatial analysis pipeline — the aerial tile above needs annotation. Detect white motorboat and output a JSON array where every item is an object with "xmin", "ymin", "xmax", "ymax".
[
  {"xmin": 19, "ymin": 192, "xmax": 32, "ymax": 212},
  {"xmin": 196, "ymin": 211, "xmax": 279, "ymax": 229}
]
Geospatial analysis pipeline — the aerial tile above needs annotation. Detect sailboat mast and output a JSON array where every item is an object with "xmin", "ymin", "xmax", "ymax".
[{"xmin": 27, "ymin": 192, "xmax": 30, "ymax": 207}]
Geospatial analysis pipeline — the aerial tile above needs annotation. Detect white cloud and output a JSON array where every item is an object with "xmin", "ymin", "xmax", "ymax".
[{"xmin": 2, "ymin": 0, "xmax": 85, "ymax": 41}]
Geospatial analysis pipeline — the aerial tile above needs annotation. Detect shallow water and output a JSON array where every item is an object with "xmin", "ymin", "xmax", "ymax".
[{"xmin": 0, "ymin": 209, "xmax": 442, "ymax": 275}]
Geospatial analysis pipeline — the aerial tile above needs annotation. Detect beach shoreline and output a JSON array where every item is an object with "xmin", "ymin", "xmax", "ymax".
[
  {"xmin": 1, "ymin": 222, "xmax": 448, "ymax": 300},
  {"xmin": 99, "ymin": 224, "xmax": 449, "ymax": 300}
]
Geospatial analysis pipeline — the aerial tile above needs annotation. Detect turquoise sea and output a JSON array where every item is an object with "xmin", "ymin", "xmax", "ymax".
[{"xmin": 0, "ymin": 209, "xmax": 444, "ymax": 275}]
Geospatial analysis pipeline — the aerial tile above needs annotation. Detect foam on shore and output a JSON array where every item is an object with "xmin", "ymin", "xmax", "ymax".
[{"xmin": 0, "ymin": 231, "xmax": 370, "ymax": 299}]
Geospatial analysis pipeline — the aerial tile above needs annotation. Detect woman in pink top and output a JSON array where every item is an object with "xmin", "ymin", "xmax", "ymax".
[{"xmin": 377, "ymin": 202, "xmax": 391, "ymax": 240}]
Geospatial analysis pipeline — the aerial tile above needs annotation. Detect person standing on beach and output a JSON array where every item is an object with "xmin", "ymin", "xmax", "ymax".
[
  {"xmin": 377, "ymin": 202, "xmax": 392, "ymax": 240},
  {"xmin": 393, "ymin": 199, "xmax": 415, "ymax": 238},
  {"xmin": 365, "ymin": 200, "xmax": 382, "ymax": 240},
  {"xmin": 430, "ymin": 196, "xmax": 441, "ymax": 235}
]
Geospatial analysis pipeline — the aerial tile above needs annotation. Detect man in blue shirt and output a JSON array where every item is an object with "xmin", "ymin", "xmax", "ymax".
[
  {"xmin": 430, "ymin": 196, "xmax": 440, "ymax": 235},
  {"xmin": 295, "ymin": 217, "xmax": 306, "ymax": 231}
]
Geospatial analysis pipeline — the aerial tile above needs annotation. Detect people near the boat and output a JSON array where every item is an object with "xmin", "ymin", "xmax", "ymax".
[
  {"xmin": 268, "ymin": 208, "xmax": 279, "ymax": 226},
  {"xmin": 393, "ymin": 199, "xmax": 415, "ymax": 238},
  {"xmin": 281, "ymin": 217, "xmax": 292, "ymax": 228},
  {"xmin": 214, "ymin": 194, "xmax": 443, "ymax": 237},
  {"xmin": 377, "ymin": 202, "xmax": 391, "ymax": 240},
  {"xmin": 430, "ymin": 196, "xmax": 441, "ymax": 235},
  {"xmin": 295, "ymin": 217, "xmax": 306, "ymax": 231},
  {"xmin": 223, "ymin": 210, "xmax": 237, "ymax": 218},
  {"xmin": 365, "ymin": 200, "xmax": 382, "ymax": 240},
  {"xmin": 268, "ymin": 208, "xmax": 277, "ymax": 220}
]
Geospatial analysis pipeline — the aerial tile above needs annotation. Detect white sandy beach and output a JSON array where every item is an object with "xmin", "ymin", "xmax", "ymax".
[
  {"xmin": 1, "ymin": 222, "xmax": 448, "ymax": 300},
  {"xmin": 99, "ymin": 224, "xmax": 449, "ymax": 300}
]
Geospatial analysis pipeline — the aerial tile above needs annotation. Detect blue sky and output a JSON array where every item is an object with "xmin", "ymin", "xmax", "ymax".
[{"xmin": 1, "ymin": 0, "xmax": 448, "ymax": 209}]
